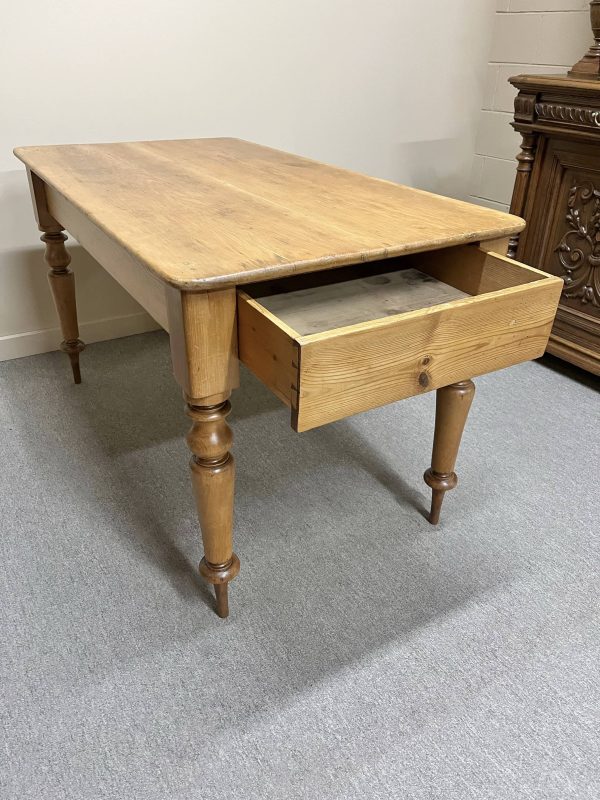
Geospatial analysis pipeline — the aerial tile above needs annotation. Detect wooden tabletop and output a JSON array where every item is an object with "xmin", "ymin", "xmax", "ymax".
[{"xmin": 14, "ymin": 138, "xmax": 525, "ymax": 289}]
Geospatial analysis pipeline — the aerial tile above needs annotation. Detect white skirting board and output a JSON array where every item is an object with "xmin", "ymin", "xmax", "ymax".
[{"xmin": 0, "ymin": 311, "xmax": 161, "ymax": 362}]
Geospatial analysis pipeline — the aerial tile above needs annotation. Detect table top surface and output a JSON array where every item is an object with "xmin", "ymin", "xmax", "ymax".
[{"xmin": 15, "ymin": 138, "xmax": 525, "ymax": 290}]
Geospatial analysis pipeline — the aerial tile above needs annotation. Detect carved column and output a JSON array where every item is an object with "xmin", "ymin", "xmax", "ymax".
[
  {"xmin": 424, "ymin": 379, "xmax": 475, "ymax": 525},
  {"xmin": 508, "ymin": 132, "xmax": 538, "ymax": 258},
  {"xmin": 41, "ymin": 228, "xmax": 86, "ymax": 383},
  {"xmin": 186, "ymin": 395, "xmax": 240, "ymax": 618}
]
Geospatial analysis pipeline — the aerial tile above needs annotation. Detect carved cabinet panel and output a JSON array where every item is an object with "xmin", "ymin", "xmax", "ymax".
[
  {"xmin": 521, "ymin": 140, "xmax": 600, "ymax": 314},
  {"xmin": 556, "ymin": 182, "xmax": 600, "ymax": 311},
  {"xmin": 510, "ymin": 75, "xmax": 600, "ymax": 375}
]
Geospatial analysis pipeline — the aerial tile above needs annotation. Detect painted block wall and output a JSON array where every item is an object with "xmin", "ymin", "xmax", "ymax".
[
  {"xmin": 469, "ymin": 0, "xmax": 591, "ymax": 213},
  {"xmin": 1, "ymin": 1, "xmax": 499, "ymax": 361}
]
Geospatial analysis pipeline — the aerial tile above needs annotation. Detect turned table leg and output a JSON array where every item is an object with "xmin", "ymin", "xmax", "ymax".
[
  {"xmin": 167, "ymin": 287, "xmax": 240, "ymax": 617},
  {"xmin": 424, "ymin": 379, "xmax": 475, "ymax": 525},
  {"xmin": 186, "ymin": 395, "xmax": 240, "ymax": 617},
  {"xmin": 41, "ymin": 228, "xmax": 85, "ymax": 383}
]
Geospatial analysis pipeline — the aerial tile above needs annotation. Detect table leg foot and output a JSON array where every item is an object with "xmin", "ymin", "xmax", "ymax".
[
  {"xmin": 187, "ymin": 397, "xmax": 240, "ymax": 617},
  {"xmin": 199, "ymin": 555, "xmax": 240, "ymax": 618},
  {"xmin": 214, "ymin": 583, "xmax": 229, "ymax": 618},
  {"xmin": 423, "ymin": 472, "xmax": 457, "ymax": 524},
  {"xmin": 429, "ymin": 489, "xmax": 444, "ymax": 526},
  {"xmin": 63, "ymin": 341, "xmax": 86, "ymax": 384},
  {"xmin": 424, "ymin": 379, "xmax": 475, "ymax": 525}
]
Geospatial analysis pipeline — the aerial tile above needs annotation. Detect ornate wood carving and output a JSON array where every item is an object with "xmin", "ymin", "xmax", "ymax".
[
  {"xmin": 507, "ymin": 99, "xmax": 600, "ymax": 373},
  {"xmin": 535, "ymin": 101, "xmax": 600, "ymax": 128},
  {"xmin": 514, "ymin": 92, "xmax": 537, "ymax": 123},
  {"xmin": 555, "ymin": 181, "xmax": 600, "ymax": 308},
  {"xmin": 508, "ymin": 132, "xmax": 538, "ymax": 258}
]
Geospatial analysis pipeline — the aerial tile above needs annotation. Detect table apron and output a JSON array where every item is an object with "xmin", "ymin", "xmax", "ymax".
[{"xmin": 46, "ymin": 186, "xmax": 170, "ymax": 331}]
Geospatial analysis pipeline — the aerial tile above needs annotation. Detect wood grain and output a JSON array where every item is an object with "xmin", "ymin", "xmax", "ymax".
[
  {"xmin": 547, "ymin": 334, "xmax": 600, "ymax": 375},
  {"xmin": 187, "ymin": 397, "xmax": 240, "ymax": 618},
  {"xmin": 14, "ymin": 138, "xmax": 525, "ymax": 290},
  {"xmin": 42, "ymin": 230, "xmax": 86, "ymax": 384},
  {"xmin": 45, "ymin": 184, "xmax": 169, "ymax": 330},
  {"xmin": 509, "ymin": 71, "xmax": 600, "ymax": 374},
  {"xmin": 294, "ymin": 280, "xmax": 560, "ymax": 431},
  {"xmin": 167, "ymin": 288, "xmax": 239, "ymax": 399},
  {"xmin": 237, "ymin": 246, "xmax": 563, "ymax": 431},
  {"xmin": 236, "ymin": 292, "xmax": 298, "ymax": 408},
  {"xmin": 254, "ymin": 268, "xmax": 468, "ymax": 336},
  {"xmin": 25, "ymin": 171, "xmax": 86, "ymax": 383},
  {"xmin": 479, "ymin": 236, "xmax": 510, "ymax": 255},
  {"xmin": 424, "ymin": 380, "xmax": 475, "ymax": 525},
  {"xmin": 509, "ymin": 73, "xmax": 600, "ymax": 93},
  {"xmin": 508, "ymin": 133, "xmax": 538, "ymax": 258},
  {"xmin": 402, "ymin": 245, "xmax": 550, "ymax": 296},
  {"xmin": 27, "ymin": 169, "xmax": 60, "ymax": 230}
]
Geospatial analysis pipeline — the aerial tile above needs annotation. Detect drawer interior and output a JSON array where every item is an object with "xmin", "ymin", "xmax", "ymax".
[
  {"xmin": 252, "ymin": 267, "xmax": 469, "ymax": 335},
  {"xmin": 242, "ymin": 243, "xmax": 547, "ymax": 337},
  {"xmin": 238, "ymin": 243, "xmax": 562, "ymax": 431}
]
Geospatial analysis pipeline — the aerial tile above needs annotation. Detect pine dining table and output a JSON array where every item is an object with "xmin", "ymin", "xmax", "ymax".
[{"xmin": 14, "ymin": 138, "xmax": 562, "ymax": 618}]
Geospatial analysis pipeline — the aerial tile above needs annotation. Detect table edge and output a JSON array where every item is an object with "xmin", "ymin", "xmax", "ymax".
[{"xmin": 14, "ymin": 145, "xmax": 525, "ymax": 291}]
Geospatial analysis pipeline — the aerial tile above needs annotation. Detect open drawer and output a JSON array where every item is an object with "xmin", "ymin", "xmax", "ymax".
[{"xmin": 237, "ymin": 244, "xmax": 562, "ymax": 432}]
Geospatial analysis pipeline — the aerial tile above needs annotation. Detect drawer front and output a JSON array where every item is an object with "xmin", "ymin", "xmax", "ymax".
[
  {"xmin": 294, "ymin": 280, "xmax": 558, "ymax": 430},
  {"xmin": 238, "ymin": 245, "xmax": 563, "ymax": 432}
]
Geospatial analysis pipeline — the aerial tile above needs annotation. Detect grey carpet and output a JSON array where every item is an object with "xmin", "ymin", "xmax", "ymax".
[{"xmin": 0, "ymin": 331, "xmax": 598, "ymax": 800}]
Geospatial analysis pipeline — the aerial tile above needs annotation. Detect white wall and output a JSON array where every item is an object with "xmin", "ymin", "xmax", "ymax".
[
  {"xmin": 469, "ymin": 0, "xmax": 591, "ymax": 212},
  {"xmin": 1, "ymin": 0, "xmax": 498, "ymax": 361}
]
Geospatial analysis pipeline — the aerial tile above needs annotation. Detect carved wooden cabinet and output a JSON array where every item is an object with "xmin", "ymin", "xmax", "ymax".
[{"xmin": 508, "ymin": 68, "xmax": 600, "ymax": 375}]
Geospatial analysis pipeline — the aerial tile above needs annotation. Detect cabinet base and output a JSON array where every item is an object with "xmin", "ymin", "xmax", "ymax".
[{"xmin": 547, "ymin": 334, "xmax": 600, "ymax": 376}]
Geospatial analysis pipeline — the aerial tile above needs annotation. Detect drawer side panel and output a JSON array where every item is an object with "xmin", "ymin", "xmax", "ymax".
[{"xmin": 237, "ymin": 293, "xmax": 298, "ymax": 408}]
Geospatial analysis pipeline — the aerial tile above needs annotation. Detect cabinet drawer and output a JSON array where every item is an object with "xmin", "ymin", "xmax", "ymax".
[{"xmin": 237, "ymin": 244, "xmax": 562, "ymax": 431}]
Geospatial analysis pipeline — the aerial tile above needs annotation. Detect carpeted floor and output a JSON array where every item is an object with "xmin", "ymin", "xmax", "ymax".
[{"xmin": 1, "ymin": 331, "xmax": 598, "ymax": 800}]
